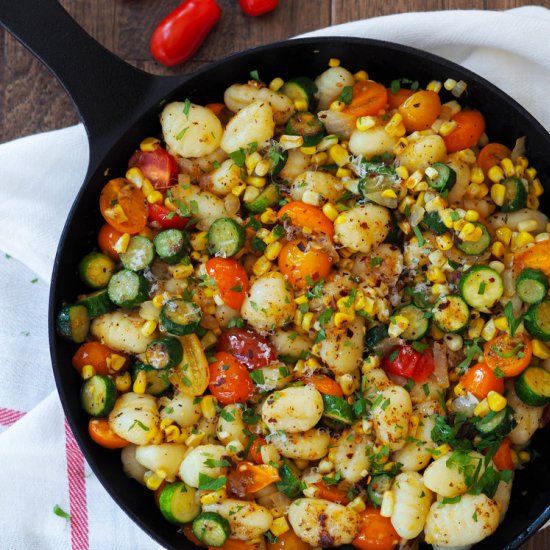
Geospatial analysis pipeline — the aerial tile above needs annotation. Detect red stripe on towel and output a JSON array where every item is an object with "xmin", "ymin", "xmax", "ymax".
[{"xmin": 0, "ymin": 407, "xmax": 25, "ymax": 426}]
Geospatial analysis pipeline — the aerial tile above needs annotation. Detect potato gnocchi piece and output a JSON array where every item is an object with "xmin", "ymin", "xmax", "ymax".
[
  {"xmin": 160, "ymin": 392, "xmax": 202, "ymax": 428},
  {"xmin": 334, "ymin": 203, "xmax": 391, "ymax": 253},
  {"xmin": 352, "ymin": 243, "xmax": 403, "ymax": 286},
  {"xmin": 333, "ymin": 432, "xmax": 371, "ymax": 483},
  {"xmin": 135, "ymin": 443, "xmax": 186, "ymax": 482},
  {"xmin": 489, "ymin": 208, "xmax": 548, "ymax": 234},
  {"xmin": 507, "ymin": 382, "xmax": 544, "ymax": 446},
  {"xmin": 109, "ymin": 392, "xmax": 159, "ymax": 446},
  {"xmin": 318, "ymin": 316, "xmax": 365, "ymax": 375},
  {"xmin": 216, "ymin": 404, "xmax": 247, "ymax": 445},
  {"xmin": 269, "ymin": 330, "xmax": 313, "ymax": 359},
  {"xmin": 288, "ymin": 498, "xmax": 361, "ymax": 546},
  {"xmin": 161, "ymin": 101, "xmax": 222, "ymax": 158},
  {"xmin": 270, "ymin": 429, "xmax": 330, "ymax": 460},
  {"xmin": 204, "ymin": 159, "xmax": 246, "ymax": 196},
  {"xmin": 314, "ymin": 67, "xmax": 355, "ymax": 110},
  {"xmin": 178, "ymin": 444, "xmax": 228, "ymax": 488},
  {"xmin": 397, "ymin": 134, "xmax": 447, "ymax": 172},
  {"xmin": 493, "ymin": 477, "xmax": 513, "ymax": 524},
  {"xmin": 255, "ymin": 364, "xmax": 293, "ymax": 391},
  {"xmin": 391, "ymin": 471, "xmax": 433, "ymax": 539},
  {"xmin": 290, "ymin": 171, "xmax": 344, "ymax": 204},
  {"xmin": 424, "ymin": 493, "xmax": 500, "ymax": 547},
  {"xmin": 262, "ymin": 385, "xmax": 324, "ymax": 433},
  {"xmin": 91, "ymin": 310, "xmax": 154, "ymax": 354},
  {"xmin": 202, "ymin": 499, "xmax": 273, "ymax": 540},
  {"xmin": 349, "ymin": 126, "xmax": 398, "ymax": 158},
  {"xmin": 279, "ymin": 148, "xmax": 310, "ymax": 181},
  {"xmin": 445, "ymin": 155, "xmax": 471, "ymax": 204},
  {"xmin": 121, "ymin": 445, "xmax": 147, "ymax": 485}
]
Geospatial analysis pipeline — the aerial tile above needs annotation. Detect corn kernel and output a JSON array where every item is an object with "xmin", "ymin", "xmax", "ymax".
[
  {"xmin": 439, "ymin": 120, "xmax": 457, "ymax": 137},
  {"xmin": 354, "ymin": 70, "xmax": 368, "ymax": 81},
  {"xmin": 81, "ymin": 364, "xmax": 96, "ymax": 380},
  {"xmin": 115, "ymin": 372, "xmax": 132, "ymax": 392},
  {"xmin": 517, "ymin": 220, "xmax": 539, "ymax": 233},
  {"xmin": 474, "ymin": 398, "xmax": 490, "ymax": 417},
  {"xmin": 247, "ymin": 176, "xmax": 266, "ymax": 188},
  {"xmin": 152, "ymin": 294, "xmax": 166, "ymax": 309},
  {"xmin": 164, "ymin": 425, "xmax": 181, "ymax": 443},
  {"xmin": 514, "ymin": 231, "xmax": 535, "ymax": 249},
  {"xmin": 393, "ymin": 137, "xmax": 409, "ymax": 155},
  {"xmin": 329, "ymin": 57, "xmax": 340, "ymax": 67},
  {"xmin": 334, "ymin": 312, "xmax": 354, "ymax": 327},
  {"xmin": 185, "ymin": 432, "xmax": 205, "ymax": 447},
  {"xmin": 427, "ymin": 267, "xmax": 446, "ymax": 284},
  {"xmin": 164, "ymin": 197, "xmax": 177, "ymax": 211},
  {"xmin": 500, "ymin": 158, "xmax": 515, "ymax": 177},
  {"xmin": 252, "ymin": 256, "xmax": 272, "ymax": 276},
  {"xmin": 481, "ymin": 318, "xmax": 497, "ymax": 341},
  {"xmin": 147, "ymin": 191, "xmax": 163, "ymax": 205},
  {"xmin": 463, "ymin": 210, "xmax": 479, "ymax": 223},
  {"xmin": 334, "ymin": 213, "xmax": 347, "ymax": 225},
  {"xmin": 526, "ymin": 166, "xmax": 537, "ymax": 180},
  {"xmin": 491, "ymin": 242, "xmax": 505, "ymax": 259},
  {"xmin": 458, "ymin": 148, "xmax": 476, "ymax": 164},
  {"xmin": 302, "ymin": 190, "xmax": 321, "ymax": 206},
  {"xmin": 388, "ymin": 315, "xmax": 409, "ymax": 338},
  {"xmin": 303, "ymin": 486, "xmax": 320, "ymax": 498},
  {"xmin": 384, "ymin": 113, "xmax": 403, "ymax": 135},
  {"xmin": 265, "ymin": 241, "xmax": 283, "ymax": 261},
  {"xmin": 380, "ymin": 189, "xmax": 398, "ymax": 200},
  {"xmin": 405, "ymin": 170, "xmax": 423, "ymax": 189},
  {"xmin": 336, "ymin": 167, "xmax": 352, "ymax": 179},
  {"xmin": 469, "ymin": 166, "xmax": 484, "ymax": 185},
  {"xmin": 518, "ymin": 451, "xmax": 531, "ymax": 464},
  {"xmin": 494, "ymin": 316, "xmax": 509, "ymax": 332},
  {"xmin": 141, "ymin": 320, "xmax": 158, "ymax": 337},
  {"xmin": 532, "ymin": 339, "xmax": 550, "ymax": 360},
  {"xmin": 294, "ymin": 99, "xmax": 308, "ymax": 112},
  {"xmin": 311, "ymin": 152, "xmax": 328, "ymax": 166},
  {"xmin": 269, "ymin": 77, "xmax": 284, "ymax": 92},
  {"xmin": 199, "ymin": 396, "xmax": 218, "ymax": 420},
  {"xmin": 454, "ymin": 383, "xmax": 466, "ymax": 397},
  {"xmin": 356, "ymin": 115, "xmax": 376, "ymax": 131},
  {"xmin": 527, "ymin": 195, "xmax": 540, "ymax": 209},
  {"xmin": 243, "ymin": 186, "xmax": 260, "ymax": 203},
  {"xmin": 113, "ymin": 233, "xmax": 131, "ymax": 254},
  {"xmin": 231, "ymin": 183, "xmax": 247, "ymax": 197},
  {"xmin": 536, "ymin": 232, "xmax": 550, "ymax": 243},
  {"xmin": 133, "ymin": 370, "xmax": 147, "ymax": 394},
  {"xmin": 427, "ymin": 80, "xmax": 442, "ymax": 93},
  {"xmin": 348, "ymin": 496, "xmax": 367, "ymax": 513},
  {"xmin": 301, "ymin": 312, "xmax": 314, "ymax": 332},
  {"xmin": 380, "ymin": 491, "xmax": 395, "ymax": 517},
  {"xmin": 300, "ymin": 146, "xmax": 317, "ymax": 155},
  {"xmin": 270, "ymin": 517, "xmax": 290, "ymax": 537},
  {"xmin": 170, "ymin": 263, "xmax": 194, "ymax": 279},
  {"xmin": 200, "ymin": 488, "xmax": 227, "ymax": 505},
  {"xmin": 532, "ymin": 178, "xmax": 544, "ymax": 197},
  {"xmin": 125, "ymin": 166, "xmax": 146, "ymax": 188},
  {"xmin": 496, "ymin": 227, "xmax": 512, "ymax": 245},
  {"xmin": 320, "ymin": 202, "xmax": 339, "ymax": 221},
  {"xmin": 329, "ymin": 144, "xmax": 349, "ymax": 166},
  {"xmin": 444, "ymin": 78, "xmax": 457, "ymax": 91},
  {"xmin": 260, "ymin": 208, "xmax": 277, "ymax": 225},
  {"xmin": 431, "ymin": 283, "xmax": 448, "ymax": 297},
  {"xmin": 486, "ymin": 391, "xmax": 507, "ymax": 412},
  {"xmin": 436, "ymin": 233, "xmax": 454, "ymax": 251},
  {"xmin": 140, "ymin": 137, "xmax": 160, "ymax": 152},
  {"xmin": 395, "ymin": 166, "xmax": 409, "ymax": 180},
  {"xmin": 279, "ymin": 134, "xmax": 304, "ymax": 149},
  {"xmin": 453, "ymin": 219, "xmax": 467, "ymax": 232},
  {"xmin": 488, "ymin": 166, "xmax": 504, "ymax": 184},
  {"xmin": 144, "ymin": 471, "xmax": 164, "ymax": 491},
  {"xmin": 330, "ymin": 100, "xmax": 345, "ymax": 112}
]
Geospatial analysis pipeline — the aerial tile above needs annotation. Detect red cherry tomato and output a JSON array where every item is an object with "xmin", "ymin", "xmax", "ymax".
[
  {"xmin": 383, "ymin": 345, "xmax": 434, "ymax": 383},
  {"xmin": 239, "ymin": 0, "xmax": 278, "ymax": 17},
  {"xmin": 148, "ymin": 203, "xmax": 190, "ymax": 230},
  {"xmin": 150, "ymin": 0, "xmax": 221, "ymax": 67},
  {"xmin": 208, "ymin": 352, "xmax": 254, "ymax": 405},
  {"xmin": 217, "ymin": 328, "xmax": 277, "ymax": 370},
  {"xmin": 206, "ymin": 258, "xmax": 249, "ymax": 310},
  {"xmin": 128, "ymin": 147, "xmax": 179, "ymax": 190}
]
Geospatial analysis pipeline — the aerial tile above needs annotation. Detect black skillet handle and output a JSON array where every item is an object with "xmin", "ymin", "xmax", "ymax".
[{"xmin": 0, "ymin": 0, "xmax": 178, "ymax": 165}]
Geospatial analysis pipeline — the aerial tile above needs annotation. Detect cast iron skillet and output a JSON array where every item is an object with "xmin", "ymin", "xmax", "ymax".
[{"xmin": 1, "ymin": 1, "xmax": 549, "ymax": 548}]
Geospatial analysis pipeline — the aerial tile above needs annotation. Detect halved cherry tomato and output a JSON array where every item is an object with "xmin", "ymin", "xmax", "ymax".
[
  {"xmin": 352, "ymin": 507, "xmax": 400, "ymax": 550},
  {"xmin": 206, "ymin": 102, "xmax": 226, "ymax": 116},
  {"xmin": 279, "ymin": 238, "xmax": 332, "ymax": 289},
  {"xmin": 72, "ymin": 342, "xmax": 123, "ymax": 375},
  {"xmin": 267, "ymin": 527, "xmax": 311, "ymax": 550},
  {"xmin": 398, "ymin": 90, "xmax": 441, "ymax": 132},
  {"xmin": 484, "ymin": 333, "xmax": 532, "ymax": 377},
  {"xmin": 248, "ymin": 435, "xmax": 266, "ymax": 465},
  {"xmin": 278, "ymin": 202, "xmax": 334, "ymax": 239},
  {"xmin": 460, "ymin": 362, "xmax": 504, "ymax": 400},
  {"xmin": 443, "ymin": 110, "xmax": 486, "ymax": 153},
  {"xmin": 98, "ymin": 223, "xmax": 123, "ymax": 260},
  {"xmin": 148, "ymin": 203, "xmax": 190, "ymax": 230},
  {"xmin": 491, "ymin": 437, "xmax": 514, "ymax": 471},
  {"xmin": 477, "ymin": 143, "xmax": 512, "ymax": 175},
  {"xmin": 216, "ymin": 328, "xmax": 277, "ymax": 370},
  {"xmin": 208, "ymin": 352, "xmax": 254, "ymax": 405},
  {"xmin": 209, "ymin": 539, "xmax": 259, "ymax": 550},
  {"xmin": 302, "ymin": 374, "xmax": 343, "ymax": 397},
  {"xmin": 99, "ymin": 178, "xmax": 148, "ymax": 234},
  {"xmin": 342, "ymin": 81, "xmax": 388, "ymax": 118},
  {"xmin": 128, "ymin": 147, "xmax": 179, "ymax": 190},
  {"xmin": 387, "ymin": 87, "xmax": 413, "ymax": 110},
  {"xmin": 227, "ymin": 462, "xmax": 280, "ymax": 497},
  {"xmin": 514, "ymin": 240, "xmax": 550, "ymax": 278},
  {"xmin": 206, "ymin": 258, "xmax": 250, "ymax": 310},
  {"xmin": 383, "ymin": 345, "xmax": 434, "ymax": 383},
  {"xmin": 88, "ymin": 418, "xmax": 129, "ymax": 449},
  {"xmin": 314, "ymin": 481, "xmax": 350, "ymax": 504}
]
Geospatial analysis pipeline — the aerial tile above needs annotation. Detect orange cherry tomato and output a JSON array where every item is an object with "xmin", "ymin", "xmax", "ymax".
[
  {"xmin": 278, "ymin": 201, "xmax": 334, "ymax": 239},
  {"xmin": 248, "ymin": 436, "xmax": 266, "ymax": 465},
  {"xmin": 267, "ymin": 527, "xmax": 311, "ymax": 550},
  {"xmin": 398, "ymin": 90, "xmax": 441, "ymax": 131},
  {"xmin": 491, "ymin": 437, "xmax": 514, "ymax": 471},
  {"xmin": 209, "ymin": 540, "xmax": 259, "ymax": 550},
  {"xmin": 278, "ymin": 238, "xmax": 333, "ymax": 289},
  {"xmin": 443, "ymin": 110, "xmax": 486, "ymax": 153},
  {"xmin": 314, "ymin": 481, "xmax": 350, "ymax": 504},
  {"xmin": 352, "ymin": 508, "xmax": 400, "ymax": 550},
  {"xmin": 72, "ymin": 342, "xmax": 123, "ymax": 375},
  {"xmin": 226, "ymin": 462, "xmax": 280, "ymax": 497},
  {"xmin": 98, "ymin": 223, "xmax": 123, "ymax": 260},
  {"xmin": 206, "ymin": 258, "xmax": 249, "ymax": 310},
  {"xmin": 477, "ymin": 143, "xmax": 512, "ymax": 175},
  {"xmin": 99, "ymin": 177, "xmax": 148, "ymax": 234},
  {"xmin": 484, "ymin": 333, "xmax": 532, "ymax": 377},
  {"xmin": 342, "ymin": 81, "xmax": 388, "ymax": 118},
  {"xmin": 208, "ymin": 352, "xmax": 254, "ymax": 405},
  {"xmin": 460, "ymin": 362, "xmax": 505, "ymax": 400},
  {"xmin": 514, "ymin": 240, "xmax": 550, "ymax": 278},
  {"xmin": 206, "ymin": 102, "xmax": 226, "ymax": 116},
  {"xmin": 302, "ymin": 374, "xmax": 343, "ymax": 397},
  {"xmin": 387, "ymin": 87, "xmax": 413, "ymax": 110},
  {"xmin": 88, "ymin": 418, "xmax": 129, "ymax": 449}
]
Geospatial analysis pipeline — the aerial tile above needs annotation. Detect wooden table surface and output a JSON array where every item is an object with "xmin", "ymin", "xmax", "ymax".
[{"xmin": 1, "ymin": 0, "xmax": 549, "ymax": 548}]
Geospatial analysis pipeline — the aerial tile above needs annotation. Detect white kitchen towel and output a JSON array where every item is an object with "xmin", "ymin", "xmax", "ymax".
[{"xmin": 1, "ymin": 6, "xmax": 550, "ymax": 549}]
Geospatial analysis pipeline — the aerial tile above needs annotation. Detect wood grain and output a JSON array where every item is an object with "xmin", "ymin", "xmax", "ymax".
[{"xmin": 0, "ymin": 2, "xmax": 549, "ymax": 547}]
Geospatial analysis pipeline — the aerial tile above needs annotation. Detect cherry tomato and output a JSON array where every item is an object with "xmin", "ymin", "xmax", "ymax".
[
  {"xmin": 460, "ymin": 362, "xmax": 504, "ymax": 400},
  {"xmin": 208, "ymin": 352, "xmax": 254, "ymax": 405},
  {"xmin": 150, "ymin": 0, "xmax": 221, "ymax": 67},
  {"xmin": 226, "ymin": 462, "xmax": 280, "ymax": 497},
  {"xmin": 148, "ymin": 203, "xmax": 190, "ymax": 230},
  {"xmin": 314, "ymin": 480, "xmax": 350, "ymax": 504},
  {"xmin": 88, "ymin": 418, "xmax": 129, "ymax": 449},
  {"xmin": 387, "ymin": 87, "xmax": 413, "ymax": 110},
  {"xmin": 484, "ymin": 333, "xmax": 532, "ymax": 377},
  {"xmin": 398, "ymin": 90, "xmax": 441, "ymax": 132},
  {"xmin": 278, "ymin": 238, "xmax": 333, "ymax": 289},
  {"xmin": 477, "ymin": 143, "xmax": 512, "ymax": 175},
  {"xmin": 97, "ymin": 223, "xmax": 122, "ymax": 260},
  {"xmin": 72, "ymin": 342, "xmax": 123, "ymax": 375},
  {"xmin": 206, "ymin": 258, "xmax": 249, "ymax": 310},
  {"xmin": 99, "ymin": 178, "xmax": 148, "ymax": 234},
  {"xmin": 239, "ymin": 0, "xmax": 278, "ymax": 16},
  {"xmin": 128, "ymin": 147, "xmax": 179, "ymax": 190},
  {"xmin": 277, "ymin": 202, "xmax": 334, "ymax": 239},
  {"xmin": 342, "ymin": 81, "xmax": 388, "ymax": 118},
  {"xmin": 248, "ymin": 436, "xmax": 266, "ymax": 465},
  {"xmin": 383, "ymin": 345, "xmax": 434, "ymax": 383},
  {"xmin": 216, "ymin": 328, "xmax": 277, "ymax": 370},
  {"xmin": 491, "ymin": 437, "xmax": 514, "ymax": 471},
  {"xmin": 443, "ymin": 110, "xmax": 486, "ymax": 153},
  {"xmin": 302, "ymin": 374, "xmax": 343, "ymax": 397},
  {"xmin": 267, "ymin": 528, "xmax": 311, "ymax": 550},
  {"xmin": 352, "ymin": 507, "xmax": 400, "ymax": 550}
]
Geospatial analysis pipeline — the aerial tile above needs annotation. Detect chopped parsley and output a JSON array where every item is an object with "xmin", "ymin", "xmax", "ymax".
[
  {"xmin": 198, "ymin": 473, "xmax": 227, "ymax": 491},
  {"xmin": 250, "ymin": 69, "xmax": 260, "ymax": 81},
  {"xmin": 337, "ymin": 85, "xmax": 353, "ymax": 105},
  {"xmin": 370, "ymin": 257, "xmax": 384, "ymax": 267},
  {"xmin": 250, "ymin": 370, "xmax": 265, "ymax": 385},
  {"xmin": 504, "ymin": 301, "xmax": 523, "ymax": 336},
  {"xmin": 183, "ymin": 98, "xmax": 191, "ymax": 118},
  {"xmin": 53, "ymin": 504, "xmax": 71, "ymax": 522}
]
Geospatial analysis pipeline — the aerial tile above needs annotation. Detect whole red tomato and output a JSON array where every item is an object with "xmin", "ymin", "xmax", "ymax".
[{"xmin": 217, "ymin": 328, "xmax": 277, "ymax": 370}]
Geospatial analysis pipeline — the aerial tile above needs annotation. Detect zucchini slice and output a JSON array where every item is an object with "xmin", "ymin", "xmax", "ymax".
[
  {"xmin": 120, "ymin": 235, "xmax": 155, "ymax": 271},
  {"xmin": 367, "ymin": 474, "xmax": 393, "ymax": 507},
  {"xmin": 79, "ymin": 251, "xmax": 116, "ymax": 289},
  {"xmin": 456, "ymin": 222, "xmax": 492, "ymax": 255},
  {"xmin": 56, "ymin": 304, "xmax": 90, "ymax": 343},
  {"xmin": 475, "ymin": 406, "xmax": 515, "ymax": 437},
  {"xmin": 459, "ymin": 266, "xmax": 504, "ymax": 310},
  {"xmin": 524, "ymin": 300, "xmax": 550, "ymax": 341},
  {"xmin": 154, "ymin": 229, "xmax": 188, "ymax": 265},
  {"xmin": 159, "ymin": 482, "xmax": 200, "ymax": 524},
  {"xmin": 276, "ymin": 459, "xmax": 303, "ymax": 498},
  {"xmin": 131, "ymin": 363, "xmax": 171, "ymax": 396},
  {"xmin": 501, "ymin": 176, "xmax": 527, "ymax": 212},
  {"xmin": 516, "ymin": 268, "xmax": 549, "ymax": 304},
  {"xmin": 77, "ymin": 289, "xmax": 115, "ymax": 319},
  {"xmin": 422, "ymin": 211, "xmax": 447, "ymax": 236},
  {"xmin": 428, "ymin": 162, "xmax": 456, "ymax": 193},
  {"xmin": 207, "ymin": 217, "xmax": 245, "ymax": 257},
  {"xmin": 515, "ymin": 366, "xmax": 550, "ymax": 406},
  {"xmin": 244, "ymin": 183, "xmax": 280, "ymax": 214},
  {"xmin": 398, "ymin": 304, "xmax": 429, "ymax": 341},
  {"xmin": 280, "ymin": 77, "xmax": 318, "ymax": 110},
  {"xmin": 432, "ymin": 295, "xmax": 470, "ymax": 333},
  {"xmin": 146, "ymin": 336, "xmax": 183, "ymax": 370},
  {"xmin": 107, "ymin": 269, "xmax": 149, "ymax": 308},
  {"xmin": 192, "ymin": 512, "xmax": 231, "ymax": 547},
  {"xmin": 322, "ymin": 394, "xmax": 355, "ymax": 425},
  {"xmin": 160, "ymin": 299, "xmax": 201, "ymax": 336},
  {"xmin": 285, "ymin": 112, "xmax": 325, "ymax": 147},
  {"xmin": 364, "ymin": 324, "xmax": 388, "ymax": 352},
  {"xmin": 80, "ymin": 375, "xmax": 116, "ymax": 417}
]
